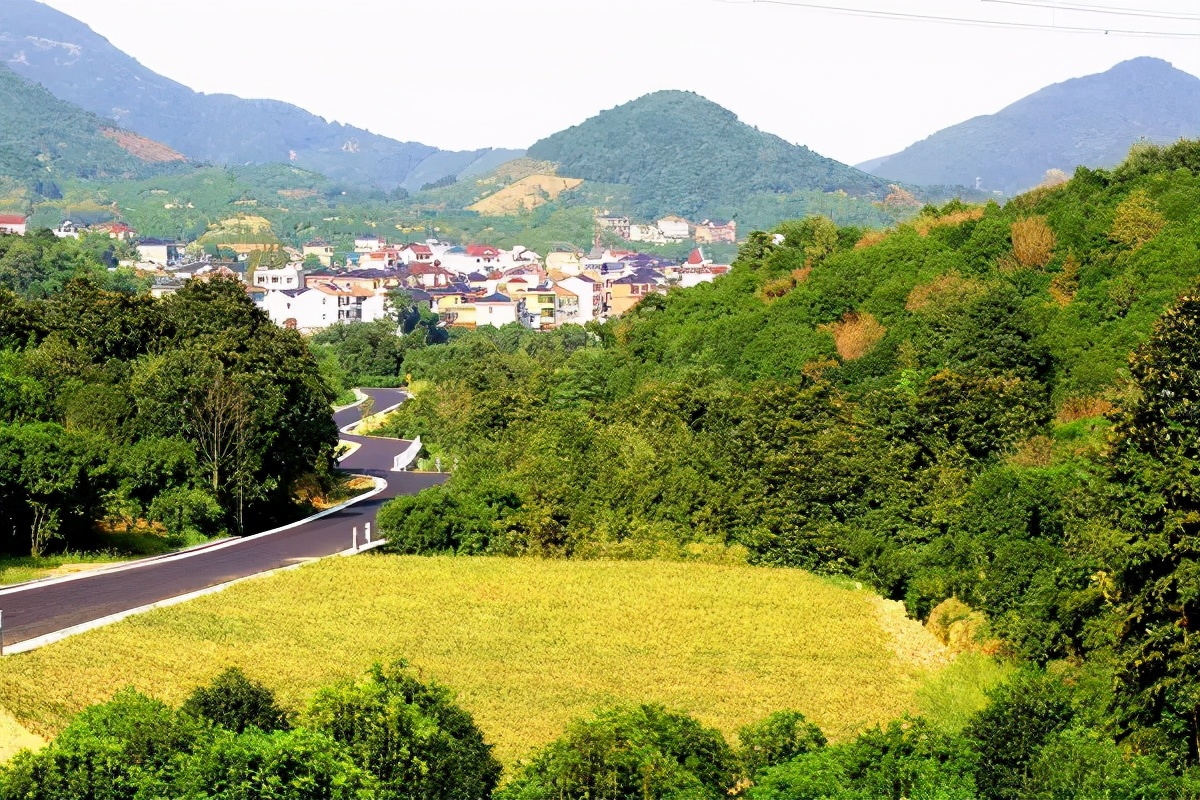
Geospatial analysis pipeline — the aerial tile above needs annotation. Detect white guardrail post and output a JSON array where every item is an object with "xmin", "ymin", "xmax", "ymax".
[{"xmin": 392, "ymin": 436, "xmax": 422, "ymax": 472}]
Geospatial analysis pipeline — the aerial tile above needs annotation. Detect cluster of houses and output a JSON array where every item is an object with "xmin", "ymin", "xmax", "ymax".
[
  {"xmin": 248, "ymin": 238, "xmax": 730, "ymax": 333},
  {"xmin": 0, "ymin": 215, "xmax": 732, "ymax": 334},
  {"xmin": 595, "ymin": 214, "xmax": 737, "ymax": 246}
]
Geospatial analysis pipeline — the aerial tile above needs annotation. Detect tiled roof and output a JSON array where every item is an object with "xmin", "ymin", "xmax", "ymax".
[
  {"xmin": 0, "ymin": 214, "xmax": 27, "ymax": 225},
  {"xmin": 478, "ymin": 292, "xmax": 513, "ymax": 303}
]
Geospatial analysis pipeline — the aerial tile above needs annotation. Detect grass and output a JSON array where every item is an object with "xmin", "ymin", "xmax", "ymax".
[
  {"xmin": 0, "ymin": 552, "xmax": 127, "ymax": 587},
  {"xmin": 0, "ymin": 555, "xmax": 951, "ymax": 766},
  {"xmin": 915, "ymin": 652, "xmax": 1016, "ymax": 732}
]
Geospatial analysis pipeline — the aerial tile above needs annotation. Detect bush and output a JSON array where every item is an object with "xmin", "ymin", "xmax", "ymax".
[
  {"xmin": 174, "ymin": 727, "xmax": 373, "ymax": 800},
  {"xmin": 498, "ymin": 704, "xmax": 737, "ymax": 800},
  {"xmin": 0, "ymin": 689, "xmax": 200, "ymax": 799},
  {"xmin": 305, "ymin": 660, "xmax": 501, "ymax": 800},
  {"xmin": 147, "ymin": 487, "xmax": 223, "ymax": 540},
  {"xmin": 738, "ymin": 710, "xmax": 827, "ymax": 779},
  {"xmin": 964, "ymin": 671, "xmax": 1075, "ymax": 800},
  {"xmin": 180, "ymin": 667, "xmax": 291, "ymax": 734}
]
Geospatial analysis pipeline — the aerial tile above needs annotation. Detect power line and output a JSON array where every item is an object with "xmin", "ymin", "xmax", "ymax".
[
  {"xmin": 743, "ymin": 0, "xmax": 1200, "ymax": 36},
  {"xmin": 982, "ymin": 0, "xmax": 1200, "ymax": 21}
]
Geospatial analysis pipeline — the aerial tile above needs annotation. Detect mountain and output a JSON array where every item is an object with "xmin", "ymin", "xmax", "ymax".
[
  {"xmin": 859, "ymin": 58, "xmax": 1200, "ymax": 195},
  {"xmin": 526, "ymin": 90, "xmax": 896, "ymax": 220},
  {"xmin": 0, "ymin": 0, "xmax": 522, "ymax": 191},
  {"xmin": 0, "ymin": 61, "xmax": 186, "ymax": 190}
]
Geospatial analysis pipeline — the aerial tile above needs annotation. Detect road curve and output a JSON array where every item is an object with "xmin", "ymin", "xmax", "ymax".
[{"xmin": 0, "ymin": 388, "xmax": 446, "ymax": 651}]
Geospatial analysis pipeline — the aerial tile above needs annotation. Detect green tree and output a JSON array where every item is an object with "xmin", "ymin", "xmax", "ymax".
[
  {"xmin": 498, "ymin": 704, "xmax": 737, "ymax": 800},
  {"xmin": 1107, "ymin": 289, "xmax": 1200, "ymax": 762},
  {"xmin": 180, "ymin": 667, "xmax": 291, "ymax": 734},
  {"xmin": 305, "ymin": 661, "xmax": 501, "ymax": 800},
  {"xmin": 737, "ymin": 710, "xmax": 827, "ymax": 779},
  {"xmin": 964, "ymin": 672, "xmax": 1075, "ymax": 800}
]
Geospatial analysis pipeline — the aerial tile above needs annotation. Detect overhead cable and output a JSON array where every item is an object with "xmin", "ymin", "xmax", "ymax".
[{"xmin": 744, "ymin": 0, "xmax": 1200, "ymax": 37}]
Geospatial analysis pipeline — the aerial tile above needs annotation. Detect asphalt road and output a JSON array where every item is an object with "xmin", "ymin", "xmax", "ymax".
[{"xmin": 0, "ymin": 388, "xmax": 446, "ymax": 650}]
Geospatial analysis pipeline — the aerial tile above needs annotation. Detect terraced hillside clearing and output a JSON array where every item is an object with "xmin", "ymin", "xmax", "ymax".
[
  {"xmin": 0, "ymin": 556, "xmax": 948, "ymax": 766},
  {"xmin": 467, "ymin": 173, "xmax": 584, "ymax": 215}
]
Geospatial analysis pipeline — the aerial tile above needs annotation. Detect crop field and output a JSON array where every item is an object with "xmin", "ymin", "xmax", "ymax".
[{"xmin": 0, "ymin": 556, "xmax": 952, "ymax": 766}]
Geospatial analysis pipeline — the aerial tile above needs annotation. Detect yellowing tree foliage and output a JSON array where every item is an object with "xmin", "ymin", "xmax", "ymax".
[
  {"xmin": 1110, "ymin": 189, "xmax": 1167, "ymax": 250},
  {"xmin": 1011, "ymin": 216, "xmax": 1056, "ymax": 269}
]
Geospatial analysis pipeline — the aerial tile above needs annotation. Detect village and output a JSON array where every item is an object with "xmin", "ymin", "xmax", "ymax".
[{"xmin": 0, "ymin": 212, "xmax": 734, "ymax": 333}]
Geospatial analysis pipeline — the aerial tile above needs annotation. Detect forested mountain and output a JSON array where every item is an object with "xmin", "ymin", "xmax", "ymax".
[
  {"xmin": 0, "ymin": 63, "xmax": 186, "ymax": 189},
  {"xmin": 0, "ymin": 0, "xmax": 521, "ymax": 191},
  {"xmin": 526, "ymin": 90, "xmax": 903, "ymax": 220},
  {"xmin": 859, "ymin": 57, "xmax": 1200, "ymax": 195}
]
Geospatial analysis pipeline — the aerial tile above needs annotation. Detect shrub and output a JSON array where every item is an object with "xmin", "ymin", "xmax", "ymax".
[
  {"xmin": 965, "ymin": 671, "xmax": 1075, "ymax": 800},
  {"xmin": 180, "ymin": 667, "xmax": 290, "ymax": 734},
  {"xmin": 498, "ymin": 704, "xmax": 738, "ymax": 800},
  {"xmin": 305, "ymin": 660, "xmax": 501, "ymax": 800},
  {"xmin": 738, "ymin": 710, "xmax": 827, "ymax": 779}
]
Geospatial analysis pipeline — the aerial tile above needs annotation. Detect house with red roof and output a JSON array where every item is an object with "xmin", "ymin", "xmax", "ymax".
[
  {"xmin": 466, "ymin": 244, "xmax": 501, "ymax": 263},
  {"xmin": 0, "ymin": 214, "xmax": 27, "ymax": 236}
]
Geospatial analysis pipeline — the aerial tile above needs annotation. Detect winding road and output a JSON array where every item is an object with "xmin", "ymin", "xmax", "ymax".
[{"xmin": 0, "ymin": 389, "xmax": 446, "ymax": 653}]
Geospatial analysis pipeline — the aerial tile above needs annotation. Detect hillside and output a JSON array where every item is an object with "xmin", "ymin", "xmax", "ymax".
[
  {"xmin": 467, "ymin": 174, "xmax": 584, "ymax": 215},
  {"xmin": 0, "ymin": 62, "xmax": 186, "ymax": 188},
  {"xmin": 860, "ymin": 57, "xmax": 1200, "ymax": 195},
  {"xmin": 0, "ymin": 0, "xmax": 522, "ymax": 191},
  {"xmin": 527, "ymin": 90, "xmax": 898, "ymax": 219},
  {"xmin": 0, "ymin": 555, "xmax": 948, "ymax": 765}
]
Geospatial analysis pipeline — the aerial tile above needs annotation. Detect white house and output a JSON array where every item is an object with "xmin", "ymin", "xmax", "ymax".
[
  {"xmin": 657, "ymin": 216, "xmax": 690, "ymax": 241},
  {"xmin": 52, "ymin": 220, "xmax": 80, "ymax": 239},
  {"xmin": 398, "ymin": 243, "xmax": 434, "ymax": 264},
  {"xmin": 559, "ymin": 275, "xmax": 601, "ymax": 323},
  {"xmin": 354, "ymin": 234, "xmax": 386, "ymax": 253},
  {"xmin": 137, "ymin": 238, "xmax": 180, "ymax": 267},
  {"xmin": 262, "ymin": 288, "xmax": 331, "ymax": 332},
  {"xmin": 628, "ymin": 224, "xmax": 667, "ymax": 245},
  {"xmin": 252, "ymin": 264, "xmax": 304, "ymax": 290},
  {"xmin": 0, "ymin": 214, "xmax": 26, "ymax": 236},
  {"xmin": 475, "ymin": 292, "xmax": 523, "ymax": 328}
]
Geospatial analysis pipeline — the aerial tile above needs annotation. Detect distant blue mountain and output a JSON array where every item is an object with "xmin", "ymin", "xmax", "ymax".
[
  {"xmin": 858, "ymin": 58, "xmax": 1200, "ymax": 195},
  {"xmin": 0, "ymin": 0, "xmax": 522, "ymax": 190}
]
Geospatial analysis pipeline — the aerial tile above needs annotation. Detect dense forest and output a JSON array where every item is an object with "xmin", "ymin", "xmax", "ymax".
[
  {"xmin": 0, "ymin": 241, "xmax": 338, "ymax": 554},
  {"xmin": 370, "ymin": 141, "xmax": 1200, "ymax": 773}
]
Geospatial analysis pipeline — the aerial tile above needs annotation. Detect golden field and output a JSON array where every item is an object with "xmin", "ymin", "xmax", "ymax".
[{"xmin": 0, "ymin": 555, "xmax": 950, "ymax": 766}]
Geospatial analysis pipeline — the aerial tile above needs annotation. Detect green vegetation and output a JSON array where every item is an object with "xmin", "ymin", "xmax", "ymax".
[
  {"xmin": 0, "ymin": 662, "xmax": 498, "ymax": 800},
  {"xmin": 526, "ymin": 90, "xmax": 899, "ymax": 220},
  {"xmin": 0, "ymin": 552, "xmax": 124, "ymax": 587},
  {"xmin": 373, "ymin": 142, "xmax": 1200, "ymax": 765},
  {"xmin": 0, "ymin": 263, "xmax": 338, "ymax": 555},
  {"xmin": 0, "ymin": 64, "xmax": 185, "ymax": 200},
  {"xmin": 0, "ymin": 555, "xmax": 947, "ymax": 764}
]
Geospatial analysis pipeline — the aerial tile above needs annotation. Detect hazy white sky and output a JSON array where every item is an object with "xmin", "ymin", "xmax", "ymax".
[{"xmin": 40, "ymin": 0, "xmax": 1200, "ymax": 165}]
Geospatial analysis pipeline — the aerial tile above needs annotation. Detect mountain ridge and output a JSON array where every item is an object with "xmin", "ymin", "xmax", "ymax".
[
  {"xmin": 0, "ymin": 61, "xmax": 187, "ymax": 192},
  {"xmin": 0, "ymin": 0, "xmax": 522, "ymax": 191},
  {"xmin": 858, "ymin": 57, "xmax": 1200, "ymax": 195},
  {"xmin": 527, "ymin": 90, "xmax": 902, "ymax": 220}
]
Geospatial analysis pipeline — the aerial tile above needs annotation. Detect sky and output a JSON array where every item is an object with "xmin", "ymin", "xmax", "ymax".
[{"xmin": 39, "ymin": 0, "xmax": 1200, "ymax": 166}]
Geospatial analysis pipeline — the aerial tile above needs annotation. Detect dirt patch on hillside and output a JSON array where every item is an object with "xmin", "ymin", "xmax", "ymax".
[
  {"xmin": 0, "ymin": 708, "xmax": 44, "ymax": 762},
  {"xmin": 870, "ymin": 595, "xmax": 949, "ymax": 671},
  {"xmin": 101, "ymin": 128, "xmax": 187, "ymax": 163},
  {"xmin": 468, "ymin": 174, "xmax": 584, "ymax": 215}
]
